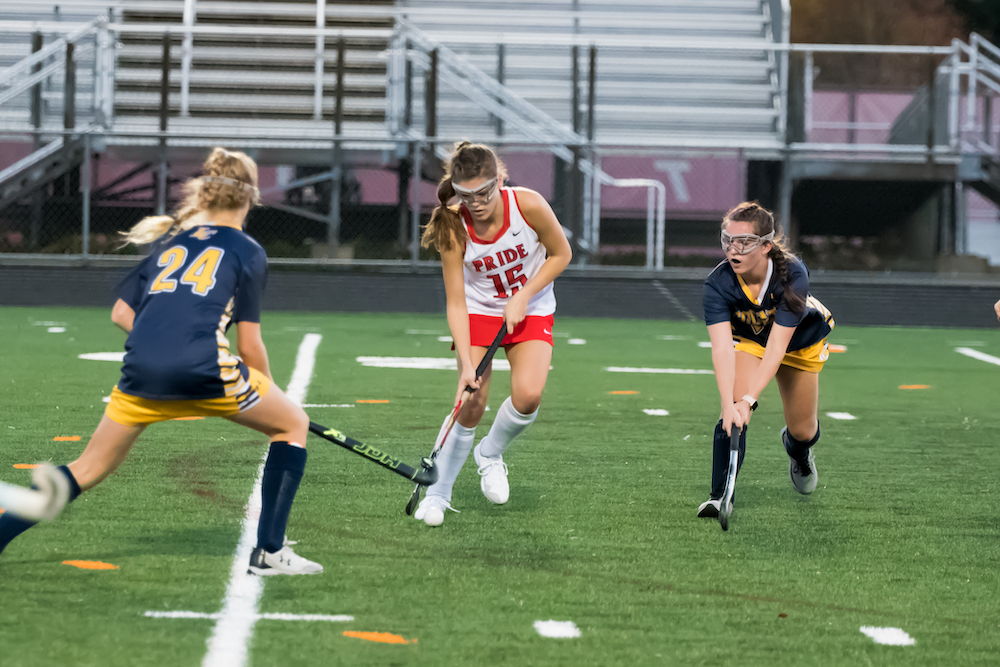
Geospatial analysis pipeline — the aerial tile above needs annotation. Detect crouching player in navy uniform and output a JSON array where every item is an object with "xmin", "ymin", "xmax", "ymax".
[
  {"xmin": 698, "ymin": 202, "xmax": 834, "ymax": 519},
  {"xmin": 0, "ymin": 148, "xmax": 321, "ymax": 576}
]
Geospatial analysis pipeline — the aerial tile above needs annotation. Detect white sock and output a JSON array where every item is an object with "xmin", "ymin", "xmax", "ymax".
[
  {"xmin": 425, "ymin": 421, "xmax": 476, "ymax": 503},
  {"xmin": 477, "ymin": 396, "xmax": 537, "ymax": 459}
]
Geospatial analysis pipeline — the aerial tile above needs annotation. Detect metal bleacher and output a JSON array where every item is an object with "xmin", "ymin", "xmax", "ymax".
[{"xmin": 397, "ymin": 0, "xmax": 787, "ymax": 150}]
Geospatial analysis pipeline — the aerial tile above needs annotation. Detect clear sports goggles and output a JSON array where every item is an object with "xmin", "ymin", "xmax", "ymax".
[
  {"xmin": 721, "ymin": 229, "xmax": 774, "ymax": 255},
  {"xmin": 452, "ymin": 177, "xmax": 498, "ymax": 206}
]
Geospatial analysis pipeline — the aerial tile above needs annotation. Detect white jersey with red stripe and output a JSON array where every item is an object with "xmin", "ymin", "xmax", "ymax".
[{"xmin": 461, "ymin": 187, "xmax": 556, "ymax": 317}]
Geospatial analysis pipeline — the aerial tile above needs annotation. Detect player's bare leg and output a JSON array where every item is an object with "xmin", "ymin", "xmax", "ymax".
[
  {"xmin": 474, "ymin": 340, "xmax": 551, "ymax": 505},
  {"xmin": 67, "ymin": 416, "xmax": 146, "ymax": 490},
  {"xmin": 228, "ymin": 384, "xmax": 320, "ymax": 575},
  {"xmin": 776, "ymin": 365, "xmax": 821, "ymax": 494}
]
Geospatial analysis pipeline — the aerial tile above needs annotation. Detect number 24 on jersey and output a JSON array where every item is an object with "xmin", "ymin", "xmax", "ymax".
[{"xmin": 149, "ymin": 246, "xmax": 225, "ymax": 296}]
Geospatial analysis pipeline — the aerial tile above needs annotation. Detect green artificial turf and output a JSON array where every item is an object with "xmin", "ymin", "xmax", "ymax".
[{"xmin": 0, "ymin": 306, "xmax": 998, "ymax": 666}]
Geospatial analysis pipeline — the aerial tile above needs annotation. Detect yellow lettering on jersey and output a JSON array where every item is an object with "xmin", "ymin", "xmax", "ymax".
[
  {"xmin": 735, "ymin": 307, "xmax": 775, "ymax": 335},
  {"xmin": 191, "ymin": 226, "xmax": 217, "ymax": 241},
  {"xmin": 180, "ymin": 247, "xmax": 225, "ymax": 296},
  {"xmin": 149, "ymin": 247, "xmax": 188, "ymax": 293}
]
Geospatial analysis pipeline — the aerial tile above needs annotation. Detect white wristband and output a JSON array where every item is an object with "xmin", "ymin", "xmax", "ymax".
[{"xmin": 741, "ymin": 394, "xmax": 758, "ymax": 411}]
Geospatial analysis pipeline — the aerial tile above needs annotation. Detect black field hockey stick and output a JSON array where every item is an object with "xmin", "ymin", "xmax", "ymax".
[
  {"xmin": 718, "ymin": 425, "xmax": 743, "ymax": 531},
  {"xmin": 308, "ymin": 422, "xmax": 439, "ymax": 486},
  {"xmin": 404, "ymin": 321, "xmax": 508, "ymax": 516}
]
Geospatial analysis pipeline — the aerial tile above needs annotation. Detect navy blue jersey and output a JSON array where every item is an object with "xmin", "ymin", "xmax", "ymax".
[
  {"xmin": 114, "ymin": 225, "xmax": 268, "ymax": 400},
  {"xmin": 703, "ymin": 257, "xmax": 833, "ymax": 351}
]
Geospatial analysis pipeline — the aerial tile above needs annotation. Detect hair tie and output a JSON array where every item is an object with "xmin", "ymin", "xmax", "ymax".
[{"xmin": 202, "ymin": 175, "xmax": 260, "ymax": 202}]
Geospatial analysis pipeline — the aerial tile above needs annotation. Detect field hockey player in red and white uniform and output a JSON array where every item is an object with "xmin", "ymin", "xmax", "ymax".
[{"xmin": 415, "ymin": 142, "xmax": 572, "ymax": 526}]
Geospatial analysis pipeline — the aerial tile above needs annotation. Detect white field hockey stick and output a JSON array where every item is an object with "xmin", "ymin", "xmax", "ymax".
[
  {"xmin": 0, "ymin": 464, "xmax": 70, "ymax": 522},
  {"xmin": 718, "ymin": 425, "xmax": 743, "ymax": 531},
  {"xmin": 404, "ymin": 322, "xmax": 508, "ymax": 515}
]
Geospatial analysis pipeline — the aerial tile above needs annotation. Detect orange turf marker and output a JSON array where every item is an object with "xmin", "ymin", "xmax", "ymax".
[
  {"xmin": 609, "ymin": 390, "xmax": 639, "ymax": 395},
  {"xmin": 13, "ymin": 464, "xmax": 39, "ymax": 469},
  {"xmin": 53, "ymin": 436, "xmax": 82, "ymax": 441},
  {"xmin": 63, "ymin": 560, "xmax": 119, "ymax": 570},
  {"xmin": 899, "ymin": 384, "xmax": 930, "ymax": 390},
  {"xmin": 342, "ymin": 631, "xmax": 415, "ymax": 645},
  {"xmin": 171, "ymin": 416, "xmax": 205, "ymax": 421},
  {"xmin": 0, "ymin": 508, "xmax": 5, "ymax": 514},
  {"xmin": 829, "ymin": 344, "xmax": 847, "ymax": 353},
  {"xmin": 356, "ymin": 400, "xmax": 390, "ymax": 404}
]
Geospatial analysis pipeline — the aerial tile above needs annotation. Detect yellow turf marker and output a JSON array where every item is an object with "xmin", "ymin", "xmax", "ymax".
[
  {"xmin": 829, "ymin": 344, "xmax": 847, "ymax": 353},
  {"xmin": 63, "ymin": 560, "xmax": 119, "ymax": 570},
  {"xmin": 342, "ymin": 631, "xmax": 415, "ymax": 644},
  {"xmin": 609, "ymin": 390, "xmax": 639, "ymax": 395},
  {"xmin": 172, "ymin": 417, "xmax": 205, "ymax": 421},
  {"xmin": 899, "ymin": 384, "xmax": 930, "ymax": 390},
  {"xmin": 356, "ymin": 400, "xmax": 390, "ymax": 404},
  {"xmin": 53, "ymin": 436, "xmax": 82, "ymax": 441},
  {"xmin": 13, "ymin": 464, "xmax": 39, "ymax": 469}
]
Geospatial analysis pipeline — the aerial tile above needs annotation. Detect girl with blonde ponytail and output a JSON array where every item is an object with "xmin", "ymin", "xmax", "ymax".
[
  {"xmin": 414, "ymin": 141, "xmax": 573, "ymax": 527},
  {"xmin": 698, "ymin": 201, "xmax": 836, "ymax": 524},
  {"xmin": 1, "ymin": 148, "xmax": 323, "ymax": 576}
]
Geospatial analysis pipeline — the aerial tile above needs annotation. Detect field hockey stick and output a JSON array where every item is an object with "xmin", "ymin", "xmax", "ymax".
[
  {"xmin": 308, "ymin": 422, "xmax": 439, "ymax": 486},
  {"xmin": 718, "ymin": 425, "xmax": 743, "ymax": 531},
  {"xmin": 404, "ymin": 321, "xmax": 508, "ymax": 515}
]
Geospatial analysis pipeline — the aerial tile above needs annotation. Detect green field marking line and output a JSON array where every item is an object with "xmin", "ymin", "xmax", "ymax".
[
  {"xmin": 203, "ymin": 333, "xmax": 322, "ymax": 667},
  {"xmin": 146, "ymin": 611, "xmax": 353, "ymax": 622},
  {"xmin": 955, "ymin": 347, "xmax": 1000, "ymax": 366}
]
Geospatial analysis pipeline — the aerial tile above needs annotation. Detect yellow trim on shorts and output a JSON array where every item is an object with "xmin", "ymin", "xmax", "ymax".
[
  {"xmin": 734, "ymin": 337, "xmax": 830, "ymax": 373},
  {"xmin": 105, "ymin": 367, "xmax": 271, "ymax": 426}
]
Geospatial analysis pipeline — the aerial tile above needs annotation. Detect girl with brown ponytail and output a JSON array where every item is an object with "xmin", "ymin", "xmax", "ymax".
[
  {"xmin": 698, "ymin": 201, "xmax": 835, "ymax": 522},
  {"xmin": 0, "ymin": 148, "xmax": 323, "ymax": 576},
  {"xmin": 414, "ymin": 141, "xmax": 572, "ymax": 527}
]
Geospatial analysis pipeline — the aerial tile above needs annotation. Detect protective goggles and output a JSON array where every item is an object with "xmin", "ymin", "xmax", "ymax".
[
  {"xmin": 721, "ymin": 229, "xmax": 774, "ymax": 255},
  {"xmin": 452, "ymin": 177, "xmax": 498, "ymax": 206},
  {"xmin": 203, "ymin": 175, "xmax": 261, "ymax": 206}
]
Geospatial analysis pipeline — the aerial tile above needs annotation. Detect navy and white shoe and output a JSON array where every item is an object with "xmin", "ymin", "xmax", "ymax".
[
  {"xmin": 782, "ymin": 427, "xmax": 818, "ymax": 494},
  {"xmin": 248, "ymin": 545, "xmax": 323, "ymax": 576},
  {"xmin": 697, "ymin": 498, "xmax": 721, "ymax": 518}
]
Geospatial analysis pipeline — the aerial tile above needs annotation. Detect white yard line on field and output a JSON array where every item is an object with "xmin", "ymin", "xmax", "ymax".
[
  {"xmin": 955, "ymin": 347, "xmax": 1000, "ymax": 366},
  {"xmin": 202, "ymin": 333, "xmax": 322, "ymax": 667}
]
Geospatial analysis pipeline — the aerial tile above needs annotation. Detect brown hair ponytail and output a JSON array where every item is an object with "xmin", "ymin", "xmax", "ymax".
[
  {"xmin": 420, "ymin": 141, "xmax": 507, "ymax": 252},
  {"xmin": 723, "ymin": 201, "xmax": 806, "ymax": 313}
]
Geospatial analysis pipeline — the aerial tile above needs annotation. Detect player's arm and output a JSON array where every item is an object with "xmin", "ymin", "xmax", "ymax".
[
  {"xmin": 237, "ymin": 321, "xmax": 272, "ymax": 381},
  {"xmin": 503, "ymin": 188, "xmax": 572, "ymax": 332},
  {"xmin": 708, "ymin": 321, "xmax": 742, "ymax": 433},
  {"xmin": 111, "ymin": 298, "xmax": 135, "ymax": 333},
  {"xmin": 737, "ymin": 323, "xmax": 795, "ymax": 422},
  {"xmin": 440, "ymin": 236, "xmax": 480, "ymax": 402}
]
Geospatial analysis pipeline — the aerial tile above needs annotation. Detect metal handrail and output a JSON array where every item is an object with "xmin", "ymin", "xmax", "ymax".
[{"xmin": 0, "ymin": 19, "xmax": 99, "ymax": 86}]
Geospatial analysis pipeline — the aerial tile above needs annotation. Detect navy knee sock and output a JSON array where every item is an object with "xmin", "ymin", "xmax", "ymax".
[
  {"xmin": 257, "ymin": 442, "xmax": 307, "ymax": 554},
  {"xmin": 784, "ymin": 422, "xmax": 820, "ymax": 461},
  {"xmin": 710, "ymin": 421, "xmax": 746, "ymax": 500},
  {"xmin": 0, "ymin": 465, "xmax": 81, "ymax": 555}
]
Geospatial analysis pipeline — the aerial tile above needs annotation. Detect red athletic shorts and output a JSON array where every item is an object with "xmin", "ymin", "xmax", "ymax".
[{"xmin": 469, "ymin": 313, "xmax": 554, "ymax": 347}]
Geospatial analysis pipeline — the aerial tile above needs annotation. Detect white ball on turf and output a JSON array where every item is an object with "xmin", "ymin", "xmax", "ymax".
[{"xmin": 423, "ymin": 506, "xmax": 444, "ymax": 526}]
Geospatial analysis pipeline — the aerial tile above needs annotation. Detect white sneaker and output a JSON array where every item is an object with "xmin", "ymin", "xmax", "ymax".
[
  {"xmin": 697, "ymin": 498, "xmax": 721, "ymax": 518},
  {"xmin": 782, "ymin": 427, "xmax": 818, "ymax": 495},
  {"xmin": 248, "ymin": 545, "xmax": 323, "ymax": 576},
  {"xmin": 474, "ymin": 443, "xmax": 509, "ymax": 504},
  {"xmin": 414, "ymin": 495, "xmax": 457, "ymax": 527}
]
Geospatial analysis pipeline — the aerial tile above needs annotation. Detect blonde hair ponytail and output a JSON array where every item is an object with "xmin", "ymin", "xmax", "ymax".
[{"xmin": 121, "ymin": 147, "xmax": 260, "ymax": 246}]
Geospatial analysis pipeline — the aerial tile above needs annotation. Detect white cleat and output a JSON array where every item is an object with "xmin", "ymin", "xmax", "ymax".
[
  {"xmin": 247, "ymin": 545, "xmax": 323, "ymax": 576},
  {"xmin": 414, "ymin": 495, "xmax": 457, "ymax": 527},
  {"xmin": 474, "ymin": 444, "xmax": 509, "ymax": 504},
  {"xmin": 696, "ymin": 498, "xmax": 721, "ymax": 518}
]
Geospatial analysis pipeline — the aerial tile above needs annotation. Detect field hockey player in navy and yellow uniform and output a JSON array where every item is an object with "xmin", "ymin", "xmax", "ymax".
[
  {"xmin": 414, "ymin": 142, "xmax": 572, "ymax": 526},
  {"xmin": 698, "ymin": 201, "xmax": 834, "ymax": 520},
  {"xmin": 0, "ymin": 148, "xmax": 321, "ymax": 576}
]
